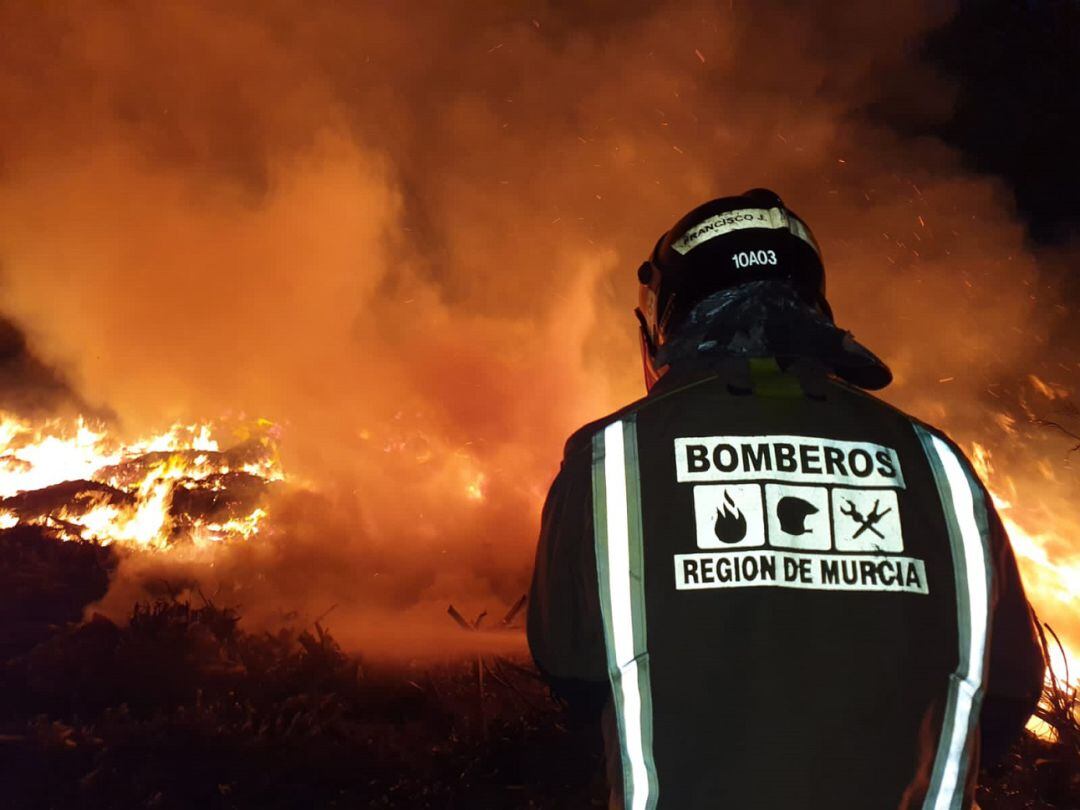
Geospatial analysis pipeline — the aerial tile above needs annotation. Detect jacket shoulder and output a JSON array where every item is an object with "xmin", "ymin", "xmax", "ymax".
[
  {"xmin": 560, "ymin": 374, "xmax": 722, "ymax": 460},
  {"xmin": 562, "ymin": 395, "xmax": 652, "ymax": 461},
  {"xmin": 831, "ymin": 378, "xmax": 948, "ymax": 435},
  {"xmin": 833, "ymin": 379, "xmax": 982, "ymax": 479}
]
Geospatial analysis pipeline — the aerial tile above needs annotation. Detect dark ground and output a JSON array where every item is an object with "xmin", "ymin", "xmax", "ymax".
[
  {"xmin": 1, "ymin": 527, "xmax": 1076, "ymax": 809},
  {"xmin": 0, "ymin": 526, "xmax": 607, "ymax": 810}
]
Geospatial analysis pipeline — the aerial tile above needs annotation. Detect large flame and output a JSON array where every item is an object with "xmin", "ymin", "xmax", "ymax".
[
  {"xmin": 972, "ymin": 440, "xmax": 1079, "ymax": 677},
  {"xmin": 960, "ymin": 374, "xmax": 1080, "ymax": 737},
  {"xmin": 0, "ymin": 413, "xmax": 282, "ymax": 548}
]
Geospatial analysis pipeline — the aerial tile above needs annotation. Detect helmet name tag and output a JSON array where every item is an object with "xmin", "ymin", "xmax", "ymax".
[
  {"xmin": 672, "ymin": 207, "xmax": 787, "ymax": 254},
  {"xmin": 671, "ymin": 206, "xmax": 820, "ymax": 257}
]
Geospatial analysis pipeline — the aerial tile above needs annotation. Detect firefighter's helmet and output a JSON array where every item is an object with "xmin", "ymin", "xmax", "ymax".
[{"xmin": 636, "ymin": 189, "xmax": 832, "ymax": 389}]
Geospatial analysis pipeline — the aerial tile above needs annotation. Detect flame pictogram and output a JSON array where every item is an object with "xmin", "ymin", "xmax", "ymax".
[{"xmin": 714, "ymin": 490, "xmax": 748, "ymax": 544}]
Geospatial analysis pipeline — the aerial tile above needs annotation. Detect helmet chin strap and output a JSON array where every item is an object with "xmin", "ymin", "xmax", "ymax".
[
  {"xmin": 634, "ymin": 308, "xmax": 657, "ymax": 355},
  {"xmin": 635, "ymin": 307, "xmax": 666, "ymax": 390}
]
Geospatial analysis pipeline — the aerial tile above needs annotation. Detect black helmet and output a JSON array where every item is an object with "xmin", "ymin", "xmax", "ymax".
[{"xmin": 636, "ymin": 188, "xmax": 834, "ymax": 389}]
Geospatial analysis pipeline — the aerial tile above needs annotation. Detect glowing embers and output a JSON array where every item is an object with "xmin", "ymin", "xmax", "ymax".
[{"xmin": 0, "ymin": 413, "xmax": 283, "ymax": 548}]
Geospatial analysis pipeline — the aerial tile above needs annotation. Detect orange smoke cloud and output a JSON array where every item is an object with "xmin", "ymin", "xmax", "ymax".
[{"xmin": 0, "ymin": 2, "xmax": 1075, "ymax": 661}]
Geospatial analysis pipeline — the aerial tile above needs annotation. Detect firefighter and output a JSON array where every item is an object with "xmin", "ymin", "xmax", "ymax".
[{"xmin": 527, "ymin": 189, "xmax": 1045, "ymax": 809}]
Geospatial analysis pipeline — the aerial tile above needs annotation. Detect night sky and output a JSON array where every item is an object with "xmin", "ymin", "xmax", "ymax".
[{"xmin": 923, "ymin": 0, "xmax": 1080, "ymax": 248}]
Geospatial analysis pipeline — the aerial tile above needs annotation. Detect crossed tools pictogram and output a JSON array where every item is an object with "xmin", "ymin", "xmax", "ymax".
[{"xmin": 840, "ymin": 498, "xmax": 892, "ymax": 539}]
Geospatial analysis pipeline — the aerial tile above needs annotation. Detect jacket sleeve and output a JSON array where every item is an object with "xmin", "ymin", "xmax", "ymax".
[
  {"xmin": 979, "ymin": 499, "xmax": 1046, "ymax": 766},
  {"xmin": 526, "ymin": 445, "xmax": 609, "ymax": 715}
]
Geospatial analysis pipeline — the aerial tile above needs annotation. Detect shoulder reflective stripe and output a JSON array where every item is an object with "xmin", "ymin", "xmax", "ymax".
[
  {"xmin": 592, "ymin": 420, "xmax": 658, "ymax": 810},
  {"xmin": 915, "ymin": 426, "xmax": 993, "ymax": 810}
]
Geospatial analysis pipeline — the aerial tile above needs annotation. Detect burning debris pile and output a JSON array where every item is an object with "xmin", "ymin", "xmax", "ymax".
[
  {"xmin": 0, "ymin": 412, "xmax": 289, "ymax": 675},
  {"xmin": 0, "ymin": 414, "xmax": 283, "ymax": 549}
]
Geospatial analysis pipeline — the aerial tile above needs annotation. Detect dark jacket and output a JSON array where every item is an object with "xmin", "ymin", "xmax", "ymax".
[{"xmin": 527, "ymin": 359, "xmax": 1044, "ymax": 810}]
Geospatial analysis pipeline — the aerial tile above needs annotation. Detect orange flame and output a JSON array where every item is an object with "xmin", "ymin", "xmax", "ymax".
[
  {"xmin": 0, "ymin": 413, "xmax": 282, "ymax": 548},
  {"xmin": 971, "ymin": 438, "xmax": 1080, "ymax": 738}
]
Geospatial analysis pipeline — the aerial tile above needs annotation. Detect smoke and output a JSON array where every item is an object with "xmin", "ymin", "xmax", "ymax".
[{"xmin": 0, "ymin": 1, "xmax": 1075, "ymax": 657}]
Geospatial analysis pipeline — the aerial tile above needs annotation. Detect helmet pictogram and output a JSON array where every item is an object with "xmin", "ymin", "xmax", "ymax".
[{"xmin": 776, "ymin": 496, "xmax": 818, "ymax": 535}]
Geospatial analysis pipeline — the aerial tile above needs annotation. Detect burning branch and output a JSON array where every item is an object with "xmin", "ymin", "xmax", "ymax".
[
  {"xmin": 1031, "ymin": 609, "xmax": 1080, "ymax": 756},
  {"xmin": 446, "ymin": 596, "xmax": 530, "ymax": 742},
  {"xmin": 1030, "ymin": 417, "xmax": 1080, "ymax": 454}
]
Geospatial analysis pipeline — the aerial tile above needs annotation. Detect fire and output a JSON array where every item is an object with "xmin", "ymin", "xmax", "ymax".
[
  {"xmin": 971, "ymin": 437, "xmax": 1080, "ymax": 738},
  {"xmin": 975, "ymin": 381, "xmax": 1080, "ymax": 657},
  {"xmin": 0, "ymin": 412, "xmax": 282, "ymax": 549}
]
